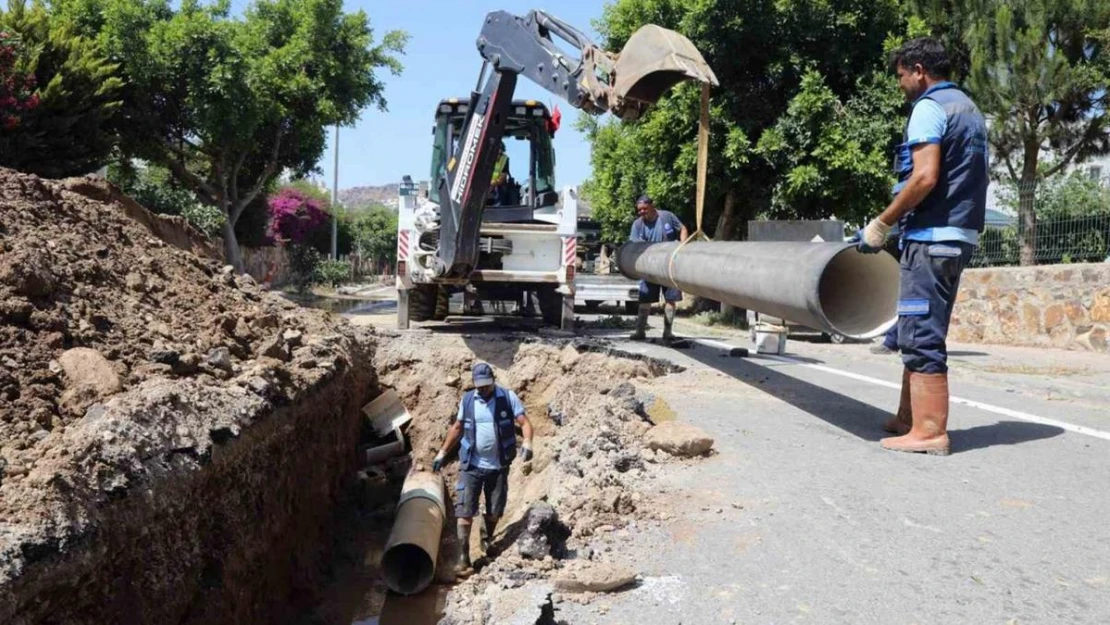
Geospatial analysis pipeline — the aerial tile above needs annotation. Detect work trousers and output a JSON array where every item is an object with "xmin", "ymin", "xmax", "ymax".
[{"xmin": 896, "ymin": 240, "xmax": 975, "ymax": 374}]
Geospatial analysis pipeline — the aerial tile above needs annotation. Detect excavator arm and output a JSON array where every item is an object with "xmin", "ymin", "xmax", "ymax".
[{"xmin": 432, "ymin": 9, "xmax": 718, "ymax": 281}]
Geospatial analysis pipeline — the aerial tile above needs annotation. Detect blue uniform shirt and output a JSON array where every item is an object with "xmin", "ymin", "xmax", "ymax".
[
  {"xmin": 896, "ymin": 83, "xmax": 985, "ymax": 246},
  {"xmin": 456, "ymin": 388, "xmax": 525, "ymax": 469},
  {"xmin": 630, "ymin": 209, "xmax": 684, "ymax": 243}
]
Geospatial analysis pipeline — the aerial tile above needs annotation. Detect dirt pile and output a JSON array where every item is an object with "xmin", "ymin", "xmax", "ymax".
[{"xmin": 0, "ymin": 168, "xmax": 377, "ymax": 624}]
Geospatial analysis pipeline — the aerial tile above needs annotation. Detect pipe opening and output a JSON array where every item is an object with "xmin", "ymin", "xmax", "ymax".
[
  {"xmin": 382, "ymin": 543, "xmax": 434, "ymax": 596},
  {"xmin": 818, "ymin": 248, "xmax": 900, "ymax": 339}
]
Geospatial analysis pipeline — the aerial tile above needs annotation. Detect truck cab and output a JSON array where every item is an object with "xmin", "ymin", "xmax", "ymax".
[{"xmin": 395, "ymin": 98, "xmax": 577, "ymax": 329}]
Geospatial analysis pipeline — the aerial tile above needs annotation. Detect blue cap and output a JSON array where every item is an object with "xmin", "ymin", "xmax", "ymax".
[
  {"xmin": 472, "ymin": 362, "xmax": 495, "ymax": 386},
  {"xmin": 636, "ymin": 194, "xmax": 653, "ymax": 205}
]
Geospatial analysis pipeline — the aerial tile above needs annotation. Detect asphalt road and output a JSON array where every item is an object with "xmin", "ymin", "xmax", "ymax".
[{"xmin": 550, "ymin": 318, "xmax": 1110, "ymax": 625}]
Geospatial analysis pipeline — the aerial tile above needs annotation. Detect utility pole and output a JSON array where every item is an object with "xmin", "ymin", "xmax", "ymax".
[{"xmin": 330, "ymin": 123, "xmax": 339, "ymax": 259}]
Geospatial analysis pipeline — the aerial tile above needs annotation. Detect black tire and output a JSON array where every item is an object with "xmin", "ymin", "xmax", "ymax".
[
  {"xmin": 432, "ymin": 287, "xmax": 450, "ymax": 321},
  {"xmin": 584, "ymin": 300, "xmax": 602, "ymax": 312},
  {"xmin": 407, "ymin": 285, "xmax": 437, "ymax": 322},
  {"xmin": 624, "ymin": 300, "xmax": 640, "ymax": 315},
  {"xmin": 537, "ymin": 290, "xmax": 563, "ymax": 327}
]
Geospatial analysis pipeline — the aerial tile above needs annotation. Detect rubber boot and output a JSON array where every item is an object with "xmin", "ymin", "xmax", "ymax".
[
  {"xmin": 480, "ymin": 515, "xmax": 498, "ymax": 555},
  {"xmin": 455, "ymin": 522, "xmax": 473, "ymax": 577},
  {"xmin": 881, "ymin": 372, "xmax": 951, "ymax": 455},
  {"xmin": 662, "ymin": 303, "xmax": 676, "ymax": 341},
  {"xmin": 630, "ymin": 304, "xmax": 649, "ymax": 341},
  {"xmin": 882, "ymin": 368, "xmax": 912, "ymax": 435}
]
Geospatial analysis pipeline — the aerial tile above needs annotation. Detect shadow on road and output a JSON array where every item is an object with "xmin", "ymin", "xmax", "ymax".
[
  {"xmin": 683, "ymin": 345, "xmax": 1066, "ymax": 451},
  {"xmin": 684, "ymin": 346, "xmax": 891, "ymax": 441},
  {"xmin": 953, "ymin": 420, "xmax": 1064, "ymax": 452}
]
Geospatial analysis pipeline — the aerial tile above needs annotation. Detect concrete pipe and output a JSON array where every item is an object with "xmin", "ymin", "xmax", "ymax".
[
  {"xmin": 381, "ymin": 471, "xmax": 447, "ymax": 595},
  {"xmin": 617, "ymin": 241, "xmax": 900, "ymax": 339}
]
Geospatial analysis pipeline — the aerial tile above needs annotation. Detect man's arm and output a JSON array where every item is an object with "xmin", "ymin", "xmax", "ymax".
[
  {"xmin": 515, "ymin": 414, "xmax": 534, "ymax": 447},
  {"xmin": 439, "ymin": 421, "xmax": 464, "ymax": 456},
  {"xmin": 878, "ymin": 143, "xmax": 941, "ymax": 225}
]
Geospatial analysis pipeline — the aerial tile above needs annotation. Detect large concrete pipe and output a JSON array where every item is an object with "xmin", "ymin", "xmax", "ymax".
[
  {"xmin": 381, "ymin": 471, "xmax": 446, "ymax": 595},
  {"xmin": 618, "ymin": 241, "xmax": 900, "ymax": 339}
]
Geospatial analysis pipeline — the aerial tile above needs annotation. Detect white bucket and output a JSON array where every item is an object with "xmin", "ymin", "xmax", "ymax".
[{"xmin": 752, "ymin": 323, "xmax": 787, "ymax": 355}]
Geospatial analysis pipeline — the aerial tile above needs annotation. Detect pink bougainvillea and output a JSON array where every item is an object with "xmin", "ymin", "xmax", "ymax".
[
  {"xmin": 266, "ymin": 187, "xmax": 329, "ymax": 245},
  {"xmin": 0, "ymin": 31, "xmax": 40, "ymax": 132}
]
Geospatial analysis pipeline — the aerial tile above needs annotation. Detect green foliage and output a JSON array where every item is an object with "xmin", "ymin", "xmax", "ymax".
[
  {"xmin": 314, "ymin": 258, "xmax": 350, "ymax": 287},
  {"xmin": 0, "ymin": 0, "xmax": 122, "ymax": 177},
  {"xmin": 180, "ymin": 202, "xmax": 226, "ymax": 238},
  {"xmin": 287, "ymin": 243, "xmax": 321, "ymax": 294},
  {"xmin": 52, "ymin": 0, "xmax": 407, "ymax": 268},
  {"xmin": 910, "ymin": 0, "xmax": 1110, "ymax": 263},
  {"xmin": 756, "ymin": 70, "xmax": 903, "ymax": 226},
  {"xmin": 348, "ymin": 204, "xmax": 398, "ymax": 267},
  {"xmin": 108, "ymin": 159, "xmax": 228, "ymax": 238},
  {"xmin": 585, "ymin": 0, "xmax": 903, "ymax": 241},
  {"xmin": 990, "ymin": 170, "xmax": 1110, "ymax": 264}
]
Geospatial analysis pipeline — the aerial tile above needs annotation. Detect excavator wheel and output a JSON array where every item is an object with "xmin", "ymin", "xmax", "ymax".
[
  {"xmin": 407, "ymin": 285, "xmax": 438, "ymax": 323},
  {"xmin": 432, "ymin": 287, "xmax": 450, "ymax": 321},
  {"xmin": 536, "ymin": 289, "xmax": 563, "ymax": 327}
]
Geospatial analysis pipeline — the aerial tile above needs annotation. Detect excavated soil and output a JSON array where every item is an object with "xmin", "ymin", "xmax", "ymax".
[
  {"xmin": 301, "ymin": 332, "xmax": 693, "ymax": 624},
  {"xmin": 0, "ymin": 168, "xmax": 379, "ymax": 624}
]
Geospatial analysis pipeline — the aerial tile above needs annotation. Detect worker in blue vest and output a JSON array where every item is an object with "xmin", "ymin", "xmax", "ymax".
[
  {"xmin": 856, "ymin": 37, "xmax": 988, "ymax": 456},
  {"xmin": 432, "ymin": 362, "xmax": 534, "ymax": 575}
]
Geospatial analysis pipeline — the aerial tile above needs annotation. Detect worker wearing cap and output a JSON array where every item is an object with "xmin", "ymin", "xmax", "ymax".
[
  {"xmin": 628, "ymin": 195, "xmax": 688, "ymax": 341},
  {"xmin": 856, "ymin": 37, "xmax": 987, "ymax": 456},
  {"xmin": 433, "ymin": 362, "xmax": 534, "ymax": 575}
]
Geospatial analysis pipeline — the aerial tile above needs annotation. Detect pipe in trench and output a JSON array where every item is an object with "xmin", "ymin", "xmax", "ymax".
[
  {"xmin": 617, "ymin": 241, "xmax": 900, "ymax": 339},
  {"xmin": 381, "ymin": 471, "xmax": 446, "ymax": 595}
]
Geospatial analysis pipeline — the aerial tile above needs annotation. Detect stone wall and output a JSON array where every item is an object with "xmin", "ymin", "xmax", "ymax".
[{"xmin": 950, "ymin": 263, "xmax": 1110, "ymax": 352}]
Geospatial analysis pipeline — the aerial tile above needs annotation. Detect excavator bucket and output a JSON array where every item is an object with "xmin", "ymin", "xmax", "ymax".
[{"xmin": 610, "ymin": 25, "xmax": 719, "ymax": 121}]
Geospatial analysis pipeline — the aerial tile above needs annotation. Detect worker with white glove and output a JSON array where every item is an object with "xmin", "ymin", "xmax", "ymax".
[
  {"xmin": 856, "ymin": 37, "xmax": 988, "ymax": 456},
  {"xmin": 433, "ymin": 362, "xmax": 533, "ymax": 576}
]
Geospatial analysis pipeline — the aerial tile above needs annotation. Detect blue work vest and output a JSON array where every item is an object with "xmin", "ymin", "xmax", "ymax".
[
  {"xmin": 893, "ymin": 83, "xmax": 988, "ymax": 233},
  {"xmin": 458, "ymin": 386, "xmax": 517, "ymax": 470}
]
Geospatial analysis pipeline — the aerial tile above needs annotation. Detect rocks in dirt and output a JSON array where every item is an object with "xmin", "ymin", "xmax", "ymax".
[
  {"xmin": 260, "ymin": 334, "xmax": 291, "ymax": 362},
  {"xmin": 0, "ymin": 247, "xmax": 56, "ymax": 297},
  {"xmin": 149, "ymin": 344, "xmax": 180, "ymax": 365},
  {"xmin": 282, "ymin": 329, "xmax": 303, "ymax": 347},
  {"xmin": 552, "ymin": 563, "xmax": 637, "ymax": 593},
  {"xmin": 644, "ymin": 421, "xmax": 714, "ymax": 457},
  {"xmin": 517, "ymin": 502, "xmax": 570, "ymax": 560},
  {"xmin": 206, "ymin": 347, "xmax": 233, "ymax": 371},
  {"xmin": 58, "ymin": 347, "xmax": 122, "ymax": 414}
]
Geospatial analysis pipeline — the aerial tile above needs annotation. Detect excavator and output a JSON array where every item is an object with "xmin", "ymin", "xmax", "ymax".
[{"xmin": 396, "ymin": 9, "xmax": 717, "ymax": 329}]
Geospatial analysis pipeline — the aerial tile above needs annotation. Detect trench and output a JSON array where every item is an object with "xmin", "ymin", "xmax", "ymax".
[{"xmin": 290, "ymin": 329, "xmax": 681, "ymax": 625}]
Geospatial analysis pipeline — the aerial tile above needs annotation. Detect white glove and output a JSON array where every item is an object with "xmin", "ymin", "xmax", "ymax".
[{"xmin": 862, "ymin": 218, "xmax": 893, "ymax": 249}]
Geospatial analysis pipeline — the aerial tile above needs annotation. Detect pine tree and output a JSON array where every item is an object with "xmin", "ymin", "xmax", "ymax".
[
  {"xmin": 916, "ymin": 0, "xmax": 1110, "ymax": 265},
  {"xmin": 0, "ymin": 0, "xmax": 122, "ymax": 178}
]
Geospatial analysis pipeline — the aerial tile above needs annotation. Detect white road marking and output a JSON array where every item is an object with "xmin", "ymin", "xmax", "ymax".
[{"xmin": 691, "ymin": 339, "xmax": 1110, "ymax": 443}]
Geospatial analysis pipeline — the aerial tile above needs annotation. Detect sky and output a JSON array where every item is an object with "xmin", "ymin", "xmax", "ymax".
[{"xmin": 264, "ymin": 0, "xmax": 609, "ymax": 192}]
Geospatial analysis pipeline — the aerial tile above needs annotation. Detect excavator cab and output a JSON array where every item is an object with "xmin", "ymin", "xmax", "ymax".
[{"xmin": 429, "ymin": 97, "xmax": 559, "ymax": 223}]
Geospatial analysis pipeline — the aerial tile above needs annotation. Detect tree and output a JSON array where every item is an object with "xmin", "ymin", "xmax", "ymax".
[
  {"xmin": 584, "ymin": 0, "xmax": 903, "ymax": 243},
  {"xmin": 756, "ymin": 70, "xmax": 904, "ymax": 226},
  {"xmin": 349, "ymin": 204, "xmax": 398, "ymax": 269},
  {"xmin": 55, "ymin": 0, "xmax": 407, "ymax": 269},
  {"xmin": 914, "ymin": 0, "xmax": 1110, "ymax": 265},
  {"xmin": 0, "ymin": 0, "xmax": 122, "ymax": 178},
  {"xmin": 0, "ymin": 25, "xmax": 39, "ymax": 137}
]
